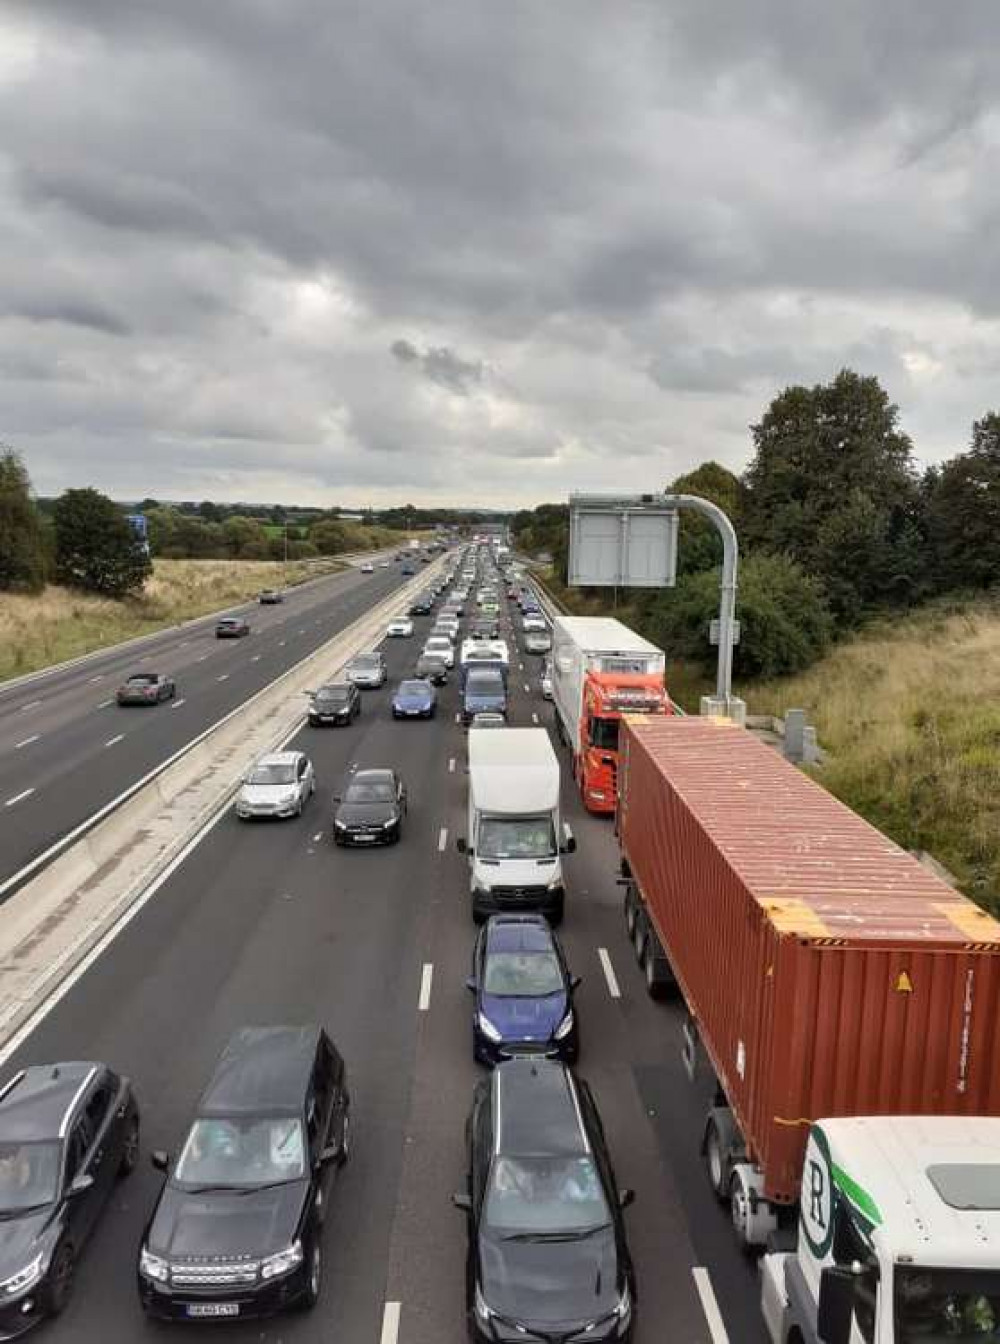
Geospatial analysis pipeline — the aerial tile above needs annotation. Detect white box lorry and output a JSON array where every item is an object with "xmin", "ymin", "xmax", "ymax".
[
  {"xmin": 760, "ymin": 1115, "xmax": 1000, "ymax": 1343},
  {"xmin": 457, "ymin": 728, "xmax": 574, "ymax": 924}
]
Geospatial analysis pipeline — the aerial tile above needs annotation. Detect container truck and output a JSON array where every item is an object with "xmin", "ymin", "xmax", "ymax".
[
  {"xmin": 615, "ymin": 716, "xmax": 1000, "ymax": 1272},
  {"xmin": 550, "ymin": 616, "xmax": 670, "ymax": 814},
  {"xmin": 457, "ymin": 728, "xmax": 575, "ymax": 923}
]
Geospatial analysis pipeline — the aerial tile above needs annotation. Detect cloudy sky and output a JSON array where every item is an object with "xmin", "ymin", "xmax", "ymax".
[{"xmin": 1, "ymin": 1, "xmax": 998, "ymax": 508}]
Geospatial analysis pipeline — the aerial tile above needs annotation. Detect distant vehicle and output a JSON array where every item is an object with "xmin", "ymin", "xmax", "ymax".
[
  {"xmin": 422, "ymin": 636, "xmax": 455, "ymax": 669},
  {"xmin": 433, "ymin": 618, "xmax": 460, "ymax": 642},
  {"xmin": 386, "ymin": 617, "xmax": 414, "ymax": 638},
  {"xmin": 468, "ymin": 914, "xmax": 579, "ymax": 1064},
  {"xmin": 521, "ymin": 613, "xmax": 547, "ymax": 634},
  {"xmin": 401, "ymin": 564, "xmax": 415, "ymax": 576},
  {"xmin": 469, "ymin": 712, "xmax": 506, "ymax": 730},
  {"xmin": 408, "ymin": 597, "xmax": 433, "ymax": 616},
  {"xmin": 0, "ymin": 1061, "xmax": 139, "ymax": 1334},
  {"xmin": 216, "ymin": 616, "xmax": 250, "ymax": 638},
  {"xmin": 391, "ymin": 679, "xmax": 437, "ymax": 720},
  {"xmin": 415, "ymin": 653, "xmax": 449, "ymax": 685},
  {"xmin": 344, "ymin": 651, "xmax": 387, "ymax": 688},
  {"xmin": 333, "ymin": 768, "xmax": 407, "ymax": 846},
  {"xmin": 258, "ymin": 589, "xmax": 284, "ymax": 604},
  {"xmin": 360, "ymin": 562, "xmax": 375, "ymax": 574},
  {"xmin": 139, "ymin": 1026, "xmax": 349, "ymax": 1322},
  {"xmin": 462, "ymin": 667, "xmax": 507, "ymax": 725},
  {"xmin": 540, "ymin": 659, "xmax": 553, "ymax": 700},
  {"xmin": 379, "ymin": 560, "xmax": 392, "ymax": 569},
  {"xmin": 116, "ymin": 672, "xmax": 176, "ymax": 705},
  {"xmin": 236, "ymin": 751, "xmax": 315, "ymax": 820},
  {"xmin": 470, "ymin": 617, "xmax": 499, "ymax": 641},
  {"xmin": 308, "ymin": 683, "xmax": 360, "ymax": 726},
  {"xmin": 524, "ymin": 630, "xmax": 552, "ymax": 655},
  {"xmin": 453, "ymin": 1059, "xmax": 635, "ymax": 1344}
]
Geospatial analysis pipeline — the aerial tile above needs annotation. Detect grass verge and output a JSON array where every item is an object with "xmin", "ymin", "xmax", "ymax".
[{"xmin": 0, "ymin": 558, "xmax": 343, "ymax": 684}]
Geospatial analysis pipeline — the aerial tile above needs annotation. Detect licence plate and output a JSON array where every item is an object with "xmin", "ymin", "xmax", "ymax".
[
  {"xmin": 186, "ymin": 1304, "xmax": 239, "ymax": 1317},
  {"xmin": 354, "ymin": 834, "xmax": 375, "ymax": 842}
]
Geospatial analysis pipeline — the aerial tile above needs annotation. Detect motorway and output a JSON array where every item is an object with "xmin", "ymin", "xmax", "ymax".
[
  {"xmin": 0, "ymin": 560, "xmax": 411, "ymax": 893},
  {"xmin": 0, "ymin": 577, "xmax": 768, "ymax": 1343}
]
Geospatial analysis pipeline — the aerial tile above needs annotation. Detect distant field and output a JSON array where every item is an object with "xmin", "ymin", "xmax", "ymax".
[
  {"xmin": 751, "ymin": 596, "xmax": 1000, "ymax": 910},
  {"xmin": 0, "ymin": 558, "xmax": 339, "ymax": 683}
]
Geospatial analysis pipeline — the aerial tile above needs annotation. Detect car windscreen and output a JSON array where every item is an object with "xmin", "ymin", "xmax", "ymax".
[
  {"xmin": 467, "ymin": 672, "xmax": 504, "ymax": 694},
  {"xmin": 126, "ymin": 675, "xmax": 158, "ymax": 686},
  {"xmin": 398, "ymin": 681, "xmax": 428, "ymax": 697},
  {"xmin": 478, "ymin": 815, "xmax": 556, "ymax": 860},
  {"xmin": 895, "ymin": 1267, "xmax": 1000, "ymax": 1342},
  {"xmin": 0, "ymin": 1141, "xmax": 60, "ymax": 1211},
  {"xmin": 345, "ymin": 780, "xmax": 394, "ymax": 803},
  {"xmin": 426, "ymin": 640, "xmax": 451, "ymax": 651},
  {"xmin": 484, "ymin": 1155, "xmax": 609, "ymax": 1234},
  {"xmin": 174, "ymin": 1117, "xmax": 306, "ymax": 1188},
  {"xmin": 316, "ymin": 687, "xmax": 350, "ymax": 702},
  {"xmin": 247, "ymin": 763, "xmax": 297, "ymax": 785},
  {"xmin": 483, "ymin": 951, "xmax": 564, "ymax": 997},
  {"xmin": 351, "ymin": 655, "xmax": 380, "ymax": 669}
]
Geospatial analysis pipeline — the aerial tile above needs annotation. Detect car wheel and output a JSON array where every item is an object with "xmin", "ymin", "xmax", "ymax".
[
  {"xmin": 119, "ymin": 1115, "xmax": 140, "ymax": 1177},
  {"xmin": 299, "ymin": 1242, "xmax": 322, "ymax": 1311},
  {"xmin": 295, "ymin": 796, "xmax": 304, "ymax": 817},
  {"xmin": 47, "ymin": 1241, "xmax": 75, "ymax": 1316}
]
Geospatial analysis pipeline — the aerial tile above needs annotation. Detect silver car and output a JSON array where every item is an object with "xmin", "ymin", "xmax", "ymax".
[
  {"xmin": 541, "ymin": 660, "xmax": 554, "ymax": 700},
  {"xmin": 345, "ymin": 651, "xmax": 387, "ymax": 688},
  {"xmin": 236, "ymin": 751, "xmax": 315, "ymax": 820},
  {"xmin": 524, "ymin": 630, "xmax": 552, "ymax": 655}
]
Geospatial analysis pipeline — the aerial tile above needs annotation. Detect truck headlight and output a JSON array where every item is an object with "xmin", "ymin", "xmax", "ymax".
[
  {"xmin": 260, "ymin": 1240, "xmax": 303, "ymax": 1281},
  {"xmin": 139, "ymin": 1247, "xmax": 170, "ymax": 1284},
  {"xmin": 554, "ymin": 1010, "xmax": 575, "ymax": 1040},
  {"xmin": 478, "ymin": 1014, "xmax": 503, "ymax": 1042}
]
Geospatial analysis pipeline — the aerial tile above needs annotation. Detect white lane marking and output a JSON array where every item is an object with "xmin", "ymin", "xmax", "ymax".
[
  {"xmin": 97, "ymin": 699, "xmax": 113, "ymax": 709},
  {"xmin": 104, "ymin": 734, "xmax": 125, "ymax": 748},
  {"xmin": 519, "ymin": 662, "xmax": 524, "ymax": 670},
  {"xmin": 19, "ymin": 700, "xmax": 41, "ymax": 712},
  {"xmin": 197, "ymin": 654, "xmax": 209, "ymax": 662},
  {"xmin": 88, "ymin": 674, "xmax": 103, "ymax": 683},
  {"xmin": 170, "ymin": 698, "xmax": 186, "ymax": 709},
  {"xmin": 532, "ymin": 712, "xmax": 539, "ymax": 724},
  {"xmin": 524, "ymin": 683, "xmax": 530, "ymax": 692},
  {"xmin": 597, "ymin": 948, "xmax": 621, "ymax": 999},
  {"xmin": 418, "ymin": 962, "xmax": 434, "ymax": 1011},
  {"xmin": 4, "ymin": 788, "xmax": 35, "ymax": 808},
  {"xmin": 298, "ymin": 628, "xmax": 307, "ymax": 634},
  {"xmin": 178, "ymin": 640, "xmax": 189, "ymax": 648},
  {"xmin": 454, "ymin": 712, "xmax": 461, "ymax": 724},
  {"xmin": 380, "ymin": 1301, "xmax": 401, "ymax": 1344},
  {"xmin": 437, "ymin": 826, "xmax": 448, "ymax": 852},
  {"xmin": 312, "ymin": 832, "xmax": 323, "ymax": 843},
  {"xmin": 692, "ymin": 1267, "xmax": 729, "ymax": 1344},
  {"xmin": 217, "ymin": 673, "xmax": 229, "ymax": 682},
  {"xmin": 448, "ymin": 758, "xmax": 455, "ymax": 773},
  {"xmin": 251, "ymin": 654, "xmax": 261, "ymax": 663},
  {"xmin": 278, "ymin": 640, "xmax": 286, "ymax": 647},
  {"xmin": 15, "ymin": 735, "xmax": 39, "ymax": 749}
]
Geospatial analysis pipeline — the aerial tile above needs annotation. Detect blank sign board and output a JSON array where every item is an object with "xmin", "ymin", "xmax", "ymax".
[{"xmin": 568, "ymin": 497, "xmax": 678, "ymax": 588}]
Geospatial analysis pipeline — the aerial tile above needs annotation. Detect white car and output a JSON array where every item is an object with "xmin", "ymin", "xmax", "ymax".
[
  {"xmin": 360, "ymin": 562, "xmax": 374, "ymax": 574},
  {"xmin": 541, "ymin": 660, "xmax": 553, "ymax": 700},
  {"xmin": 434, "ymin": 618, "xmax": 460, "ymax": 640},
  {"xmin": 386, "ymin": 617, "xmax": 414, "ymax": 638},
  {"xmin": 522, "ymin": 613, "xmax": 548, "ymax": 633},
  {"xmin": 235, "ymin": 751, "xmax": 315, "ymax": 820},
  {"xmin": 422, "ymin": 636, "xmax": 456, "ymax": 669}
]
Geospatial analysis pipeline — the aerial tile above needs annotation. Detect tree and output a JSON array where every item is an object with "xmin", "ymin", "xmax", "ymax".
[
  {"xmin": 926, "ymin": 412, "xmax": 1000, "ymax": 591},
  {"xmin": 309, "ymin": 520, "xmax": 352, "ymax": 555},
  {"xmin": 223, "ymin": 515, "xmax": 268, "ymax": 558},
  {"xmin": 668, "ymin": 461, "xmax": 741, "ymax": 577},
  {"xmin": 0, "ymin": 448, "xmax": 45, "ymax": 592},
  {"xmin": 198, "ymin": 500, "xmax": 224, "ymax": 524},
  {"xmin": 54, "ymin": 488, "xmax": 152, "ymax": 597},
  {"xmin": 742, "ymin": 369, "xmax": 920, "ymax": 623}
]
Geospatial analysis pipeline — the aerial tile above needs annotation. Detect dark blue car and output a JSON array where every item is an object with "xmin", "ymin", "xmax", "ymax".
[
  {"xmin": 391, "ymin": 678, "xmax": 437, "ymax": 719},
  {"xmin": 467, "ymin": 915, "xmax": 579, "ymax": 1065}
]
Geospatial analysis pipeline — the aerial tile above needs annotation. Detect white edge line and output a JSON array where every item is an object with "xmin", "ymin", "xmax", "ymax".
[
  {"xmin": 379, "ymin": 1301, "xmax": 401, "ymax": 1344},
  {"xmin": 692, "ymin": 1266, "xmax": 729, "ymax": 1344},
  {"xmin": 418, "ymin": 962, "xmax": 434, "ymax": 1011},
  {"xmin": 597, "ymin": 947, "xmax": 621, "ymax": 999},
  {"xmin": 437, "ymin": 826, "xmax": 448, "ymax": 852}
]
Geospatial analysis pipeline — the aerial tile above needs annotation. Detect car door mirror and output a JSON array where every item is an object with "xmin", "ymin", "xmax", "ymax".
[
  {"xmin": 456, "ymin": 837, "xmax": 467, "ymax": 855},
  {"xmin": 151, "ymin": 1150, "xmax": 170, "ymax": 1172},
  {"xmin": 465, "ymin": 977, "xmax": 477, "ymax": 992},
  {"xmin": 333, "ymin": 793, "xmax": 342, "ymax": 804},
  {"xmin": 618, "ymin": 1188, "xmax": 635, "ymax": 1209},
  {"xmin": 452, "ymin": 1192, "xmax": 472, "ymax": 1212},
  {"xmin": 319, "ymin": 1144, "xmax": 340, "ymax": 1165},
  {"xmin": 70, "ymin": 1172, "xmax": 95, "ymax": 1197},
  {"xmin": 570, "ymin": 975, "xmax": 583, "ymax": 991}
]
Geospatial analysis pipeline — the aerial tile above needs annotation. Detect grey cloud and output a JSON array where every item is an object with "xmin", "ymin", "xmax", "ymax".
[
  {"xmin": 391, "ymin": 339, "xmax": 485, "ymax": 395},
  {"xmin": 12, "ymin": 298, "xmax": 130, "ymax": 337}
]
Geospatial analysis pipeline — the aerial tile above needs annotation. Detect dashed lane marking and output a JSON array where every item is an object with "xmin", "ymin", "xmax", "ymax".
[
  {"xmin": 312, "ymin": 832, "xmax": 323, "ymax": 843},
  {"xmin": 88, "ymin": 675, "xmax": 103, "ymax": 683},
  {"xmin": 19, "ymin": 700, "xmax": 41, "ymax": 712},
  {"xmin": 171, "ymin": 698, "xmax": 186, "ymax": 709},
  {"xmin": 380, "ymin": 1302, "xmax": 401, "ymax": 1344},
  {"xmin": 597, "ymin": 947, "xmax": 621, "ymax": 999},
  {"xmin": 438, "ymin": 826, "xmax": 448, "ymax": 852},
  {"xmin": 217, "ymin": 674, "xmax": 229, "ymax": 683},
  {"xmin": 4, "ymin": 788, "xmax": 35, "ymax": 808},
  {"xmin": 104, "ymin": 734, "xmax": 125, "ymax": 748},
  {"xmin": 97, "ymin": 699, "xmax": 113, "ymax": 709},
  {"xmin": 251, "ymin": 654, "xmax": 261, "ymax": 663},
  {"xmin": 692, "ymin": 1267, "xmax": 730, "ymax": 1343},
  {"xmin": 532, "ymin": 712, "xmax": 539, "ymax": 724},
  {"xmin": 14, "ymin": 735, "xmax": 39, "ymax": 749},
  {"xmin": 448, "ymin": 758, "xmax": 455, "ymax": 773},
  {"xmin": 418, "ymin": 962, "xmax": 434, "ymax": 1011}
]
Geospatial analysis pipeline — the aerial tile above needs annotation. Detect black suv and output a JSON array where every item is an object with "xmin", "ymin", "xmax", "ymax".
[
  {"xmin": 0, "ymin": 1062, "xmax": 139, "ymax": 1337},
  {"xmin": 454, "ymin": 1059, "xmax": 635, "ymax": 1344},
  {"xmin": 138, "ymin": 1026, "xmax": 350, "ymax": 1323},
  {"xmin": 308, "ymin": 682, "xmax": 361, "ymax": 726}
]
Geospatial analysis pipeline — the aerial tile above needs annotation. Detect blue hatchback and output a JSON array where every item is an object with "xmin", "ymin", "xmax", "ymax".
[
  {"xmin": 467, "ymin": 915, "xmax": 579, "ymax": 1065},
  {"xmin": 391, "ymin": 678, "xmax": 437, "ymax": 719}
]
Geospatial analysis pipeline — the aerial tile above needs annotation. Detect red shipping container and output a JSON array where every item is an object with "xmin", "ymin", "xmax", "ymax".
[{"xmin": 618, "ymin": 715, "xmax": 1000, "ymax": 1203}]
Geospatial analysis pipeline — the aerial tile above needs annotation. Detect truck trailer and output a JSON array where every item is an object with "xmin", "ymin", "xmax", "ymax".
[
  {"xmin": 616, "ymin": 716, "xmax": 1000, "ymax": 1265},
  {"xmin": 550, "ymin": 616, "xmax": 670, "ymax": 814}
]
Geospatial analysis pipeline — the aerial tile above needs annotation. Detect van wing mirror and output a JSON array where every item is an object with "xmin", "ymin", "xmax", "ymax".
[
  {"xmin": 452, "ymin": 1192, "xmax": 472, "ymax": 1212},
  {"xmin": 151, "ymin": 1150, "xmax": 170, "ymax": 1172},
  {"xmin": 561, "ymin": 828, "xmax": 576, "ymax": 854},
  {"xmin": 456, "ymin": 837, "xmax": 468, "ymax": 854},
  {"xmin": 817, "ymin": 1265, "xmax": 859, "ymax": 1344}
]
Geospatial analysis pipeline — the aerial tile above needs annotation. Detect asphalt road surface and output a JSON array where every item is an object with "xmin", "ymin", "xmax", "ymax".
[
  {"xmin": 3, "ymin": 585, "xmax": 768, "ymax": 1343},
  {"xmin": 0, "ymin": 560, "xmax": 413, "ymax": 892}
]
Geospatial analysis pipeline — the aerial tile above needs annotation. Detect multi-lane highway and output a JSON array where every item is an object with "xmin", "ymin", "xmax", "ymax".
[
  {"xmin": 0, "ymin": 564, "xmax": 768, "ymax": 1343},
  {"xmin": 0, "ymin": 561, "xmax": 410, "ymax": 893}
]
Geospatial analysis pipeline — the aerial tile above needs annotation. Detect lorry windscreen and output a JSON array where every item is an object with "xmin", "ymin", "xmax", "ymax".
[
  {"xmin": 467, "ymin": 672, "xmax": 504, "ymax": 695},
  {"xmin": 589, "ymin": 717, "xmax": 619, "ymax": 751},
  {"xmin": 896, "ymin": 1266, "xmax": 1000, "ymax": 1340},
  {"xmin": 478, "ymin": 815, "xmax": 556, "ymax": 860}
]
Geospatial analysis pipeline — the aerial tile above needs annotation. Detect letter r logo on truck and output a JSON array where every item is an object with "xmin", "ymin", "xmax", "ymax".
[{"xmin": 801, "ymin": 1126, "xmax": 835, "ymax": 1259}]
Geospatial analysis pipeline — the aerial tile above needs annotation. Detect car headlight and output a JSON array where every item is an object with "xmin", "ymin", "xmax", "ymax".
[
  {"xmin": 0, "ymin": 1253, "xmax": 44, "ymax": 1296},
  {"xmin": 478, "ymin": 1013, "xmax": 503, "ymax": 1042},
  {"xmin": 260, "ymin": 1240, "xmax": 303, "ymax": 1281},
  {"xmin": 382, "ymin": 816, "xmax": 398, "ymax": 829},
  {"xmin": 554, "ymin": 1010, "xmax": 575, "ymax": 1040},
  {"xmin": 615, "ymin": 1280, "xmax": 632, "ymax": 1334},
  {"xmin": 139, "ymin": 1247, "xmax": 170, "ymax": 1284},
  {"xmin": 474, "ymin": 1282, "xmax": 494, "ymax": 1324},
  {"xmin": 334, "ymin": 819, "xmax": 348, "ymax": 830}
]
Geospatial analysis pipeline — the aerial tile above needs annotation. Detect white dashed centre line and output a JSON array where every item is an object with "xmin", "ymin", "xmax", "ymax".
[
  {"xmin": 179, "ymin": 640, "xmax": 189, "ymax": 648},
  {"xmin": 692, "ymin": 1267, "xmax": 730, "ymax": 1343},
  {"xmin": 197, "ymin": 654, "xmax": 209, "ymax": 662},
  {"xmin": 524, "ymin": 683, "xmax": 530, "ymax": 693},
  {"xmin": 418, "ymin": 962, "xmax": 434, "ymax": 1011},
  {"xmin": 88, "ymin": 674, "xmax": 103, "ymax": 683},
  {"xmin": 104, "ymin": 734, "xmax": 125, "ymax": 748},
  {"xmin": 4, "ymin": 788, "xmax": 35, "ymax": 808},
  {"xmin": 437, "ymin": 826, "xmax": 448, "ymax": 852},
  {"xmin": 448, "ymin": 758, "xmax": 455, "ymax": 773},
  {"xmin": 531, "ymin": 712, "xmax": 539, "ymax": 724},
  {"xmin": 171, "ymin": 698, "xmax": 186, "ymax": 709},
  {"xmin": 251, "ymin": 654, "xmax": 261, "ymax": 663},
  {"xmin": 19, "ymin": 700, "xmax": 41, "ymax": 712},
  {"xmin": 312, "ymin": 832, "xmax": 323, "ymax": 843},
  {"xmin": 597, "ymin": 948, "xmax": 621, "ymax": 999},
  {"xmin": 380, "ymin": 1301, "xmax": 401, "ymax": 1344},
  {"xmin": 519, "ymin": 662, "xmax": 524, "ymax": 670},
  {"xmin": 97, "ymin": 699, "xmax": 113, "ymax": 710},
  {"xmin": 14, "ymin": 735, "xmax": 39, "ymax": 750},
  {"xmin": 454, "ymin": 712, "xmax": 461, "ymax": 724},
  {"xmin": 217, "ymin": 674, "xmax": 229, "ymax": 682},
  {"xmin": 279, "ymin": 640, "xmax": 286, "ymax": 648}
]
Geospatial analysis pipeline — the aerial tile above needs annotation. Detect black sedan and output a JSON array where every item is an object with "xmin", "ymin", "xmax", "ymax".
[
  {"xmin": 308, "ymin": 683, "xmax": 360, "ymax": 726},
  {"xmin": 333, "ymin": 768, "xmax": 407, "ymax": 846},
  {"xmin": 0, "ymin": 1062, "xmax": 139, "ymax": 1337},
  {"xmin": 454, "ymin": 1059, "xmax": 635, "ymax": 1344},
  {"xmin": 408, "ymin": 597, "xmax": 434, "ymax": 617},
  {"xmin": 216, "ymin": 616, "xmax": 250, "ymax": 638},
  {"xmin": 116, "ymin": 672, "xmax": 176, "ymax": 705}
]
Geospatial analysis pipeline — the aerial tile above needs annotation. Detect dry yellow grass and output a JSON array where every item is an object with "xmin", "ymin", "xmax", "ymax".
[
  {"xmin": 749, "ymin": 596, "xmax": 1000, "ymax": 909},
  {"xmin": 0, "ymin": 558, "xmax": 339, "ymax": 683}
]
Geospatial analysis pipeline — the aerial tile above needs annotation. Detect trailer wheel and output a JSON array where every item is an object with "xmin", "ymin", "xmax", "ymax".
[
  {"xmin": 623, "ymin": 885, "xmax": 638, "ymax": 939},
  {"xmin": 631, "ymin": 913, "xmax": 647, "ymax": 965},
  {"xmin": 704, "ymin": 1118, "xmax": 730, "ymax": 1201},
  {"xmin": 643, "ymin": 941, "xmax": 671, "ymax": 1000}
]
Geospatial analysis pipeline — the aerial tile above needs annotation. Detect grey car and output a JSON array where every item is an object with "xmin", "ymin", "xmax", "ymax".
[
  {"xmin": 345, "ymin": 651, "xmax": 387, "ymax": 688},
  {"xmin": 524, "ymin": 630, "xmax": 552, "ymax": 655},
  {"xmin": 236, "ymin": 751, "xmax": 315, "ymax": 819}
]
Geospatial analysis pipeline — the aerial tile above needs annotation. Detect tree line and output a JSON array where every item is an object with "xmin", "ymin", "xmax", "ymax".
[{"xmin": 511, "ymin": 369, "xmax": 1000, "ymax": 681}]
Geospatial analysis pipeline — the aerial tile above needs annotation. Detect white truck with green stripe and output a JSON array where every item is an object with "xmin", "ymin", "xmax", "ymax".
[{"xmin": 761, "ymin": 1116, "xmax": 1000, "ymax": 1343}]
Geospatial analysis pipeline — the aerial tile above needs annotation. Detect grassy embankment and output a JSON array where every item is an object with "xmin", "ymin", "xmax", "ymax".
[{"xmin": 0, "ymin": 558, "xmax": 340, "ymax": 683}]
